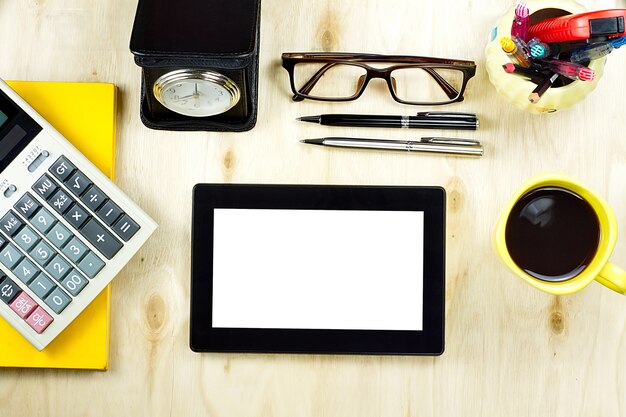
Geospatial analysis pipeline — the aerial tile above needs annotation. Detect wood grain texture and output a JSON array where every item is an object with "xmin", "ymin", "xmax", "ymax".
[{"xmin": 1, "ymin": 0, "xmax": 626, "ymax": 416}]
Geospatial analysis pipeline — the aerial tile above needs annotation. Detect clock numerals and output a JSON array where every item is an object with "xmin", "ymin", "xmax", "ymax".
[{"xmin": 154, "ymin": 69, "xmax": 241, "ymax": 117}]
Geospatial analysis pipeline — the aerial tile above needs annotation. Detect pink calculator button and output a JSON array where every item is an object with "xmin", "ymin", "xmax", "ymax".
[
  {"xmin": 9, "ymin": 292, "xmax": 37, "ymax": 319},
  {"xmin": 25, "ymin": 306, "xmax": 53, "ymax": 334}
]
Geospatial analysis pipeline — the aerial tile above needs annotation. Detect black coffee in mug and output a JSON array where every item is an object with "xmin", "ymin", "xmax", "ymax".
[{"xmin": 505, "ymin": 187, "xmax": 600, "ymax": 282}]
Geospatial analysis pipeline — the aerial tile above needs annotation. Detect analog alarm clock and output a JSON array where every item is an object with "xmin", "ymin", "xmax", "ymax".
[{"xmin": 129, "ymin": 0, "xmax": 261, "ymax": 132}]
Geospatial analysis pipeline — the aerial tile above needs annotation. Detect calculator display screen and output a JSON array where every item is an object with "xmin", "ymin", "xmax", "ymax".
[{"xmin": 0, "ymin": 89, "xmax": 42, "ymax": 173}]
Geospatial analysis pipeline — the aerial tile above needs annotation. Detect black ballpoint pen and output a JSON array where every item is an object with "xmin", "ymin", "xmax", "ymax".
[{"xmin": 297, "ymin": 112, "xmax": 479, "ymax": 130}]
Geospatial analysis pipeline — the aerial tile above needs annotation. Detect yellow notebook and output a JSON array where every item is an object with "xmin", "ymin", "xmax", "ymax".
[{"xmin": 0, "ymin": 81, "xmax": 116, "ymax": 370}]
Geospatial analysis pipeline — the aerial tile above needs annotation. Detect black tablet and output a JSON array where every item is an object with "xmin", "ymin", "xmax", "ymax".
[{"xmin": 190, "ymin": 184, "xmax": 445, "ymax": 355}]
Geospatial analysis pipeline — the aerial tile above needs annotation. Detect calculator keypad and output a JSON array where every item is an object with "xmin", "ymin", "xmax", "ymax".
[{"xmin": 0, "ymin": 152, "xmax": 151, "ymax": 344}]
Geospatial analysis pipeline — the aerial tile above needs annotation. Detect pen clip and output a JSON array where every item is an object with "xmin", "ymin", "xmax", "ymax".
[
  {"xmin": 415, "ymin": 111, "xmax": 477, "ymax": 119},
  {"xmin": 420, "ymin": 137, "xmax": 481, "ymax": 146}
]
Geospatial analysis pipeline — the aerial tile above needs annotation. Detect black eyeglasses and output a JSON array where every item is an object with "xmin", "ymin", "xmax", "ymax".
[{"xmin": 282, "ymin": 52, "xmax": 476, "ymax": 105}]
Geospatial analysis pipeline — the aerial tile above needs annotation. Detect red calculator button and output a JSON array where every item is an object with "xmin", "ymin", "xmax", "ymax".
[
  {"xmin": 25, "ymin": 306, "xmax": 53, "ymax": 333},
  {"xmin": 9, "ymin": 291, "xmax": 37, "ymax": 319}
]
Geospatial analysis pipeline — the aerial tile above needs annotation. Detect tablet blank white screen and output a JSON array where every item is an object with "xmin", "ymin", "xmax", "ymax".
[{"xmin": 212, "ymin": 209, "xmax": 424, "ymax": 331}]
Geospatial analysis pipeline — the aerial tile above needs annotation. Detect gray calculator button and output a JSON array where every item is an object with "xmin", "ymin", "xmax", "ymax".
[
  {"xmin": 61, "ymin": 237, "xmax": 88, "ymax": 263},
  {"xmin": 78, "ymin": 252, "xmax": 105, "ymax": 278},
  {"xmin": 60, "ymin": 269, "xmax": 88, "ymax": 296},
  {"xmin": 81, "ymin": 185, "xmax": 107, "ymax": 212},
  {"xmin": 29, "ymin": 274, "xmax": 55, "ymax": 299},
  {"xmin": 14, "ymin": 193, "xmax": 41, "ymax": 219},
  {"xmin": 32, "ymin": 174, "xmax": 58, "ymax": 200},
  {"xmin": 0, "ymin": 234, "xmax": 6, "ymax": 248},
  {"xmin": 30, "ymin": 241, "xmax": 55, "ymax": 267},
  {"xmin": 32, "ymin": 207, "xmax": 57, "ymax": 234},
  {"xmin": 13, "ymin": 258, "xmax": 40, "ymax": 285},
  {"xmin": 0, "ymin": 211, "xmax": 24, "ymax": 237},
  {"xmin": 112, "ymin": 214, "xmax": 140, "ymax": 241},
  {"xmin": 63, "ymin": 204, "xmax": 90, "ymax": 230},
  {"xmin": 49, "ymin": 156, "xmax": 76, "ymax": 182},
  {"xmin": 45, "ymin": 255, "xmax": 71, "ymax": 281},
  {"xmin": 15, "ymin": 225, "xmax": 40, "ymax": 252},
  {"xmin": 0, "ymin": 244, "xmax": 23, "ymax": 270},
  {"xmin": 66, "ymin": 171, "xmax": 92, "ymax": 197},
  {"xmin": 48, "ymin": 189, "xmax": 75, "ymax": 215},
  {"xmin": 0, "ymin": 276, "xmax": 19, "ymax": 304},
  {"xmin": 97, "ymin": 200, "xmax": 123, "ymax": 226},
  {"xmin": 80, "ymin": 218, "xmax": 122, "ymax": 259},
  {"xmin": 44, "ymin": 287, "xmax": 71, "ymax": 314},
  {"xmin": 46, "ymin": 223, "xmax": 72, "ymax": 249}
]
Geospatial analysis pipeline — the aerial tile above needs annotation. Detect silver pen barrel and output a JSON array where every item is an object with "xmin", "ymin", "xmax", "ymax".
[{"xmin": 320, "ymin": 138, "xmax": 483, "ymax": 157}]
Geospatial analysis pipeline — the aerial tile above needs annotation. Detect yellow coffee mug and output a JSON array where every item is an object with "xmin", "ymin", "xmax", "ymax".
[{"xmin": 494, "ymin": 173, "xmax": 626, "ymax": 295}]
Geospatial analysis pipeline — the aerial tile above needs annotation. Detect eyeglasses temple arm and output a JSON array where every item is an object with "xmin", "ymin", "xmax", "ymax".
[
  {"xmin": 291, "ymin": 62, "xmax": 337, "ymax": 101},
  {"xmin": 423, "ymin": 68, "xmax": 459, "ymax": 99}
]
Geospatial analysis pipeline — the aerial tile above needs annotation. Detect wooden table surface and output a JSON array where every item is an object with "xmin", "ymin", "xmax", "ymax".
[{"xmin": 2, "ymin": 0, "xmax": 626, "ymax": 416}]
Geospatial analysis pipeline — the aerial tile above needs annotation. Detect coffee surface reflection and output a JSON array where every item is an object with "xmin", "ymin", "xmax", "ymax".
[{"xmin": 505, "ymin": 187, "xmax": 600, "ymax": 282}]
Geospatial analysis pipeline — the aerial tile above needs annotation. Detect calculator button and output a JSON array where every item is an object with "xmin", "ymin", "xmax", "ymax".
[
  {"xmin": 31, "ymin": 207, "xmax": 57, "ymax": 234},
  {"xmin": 81, "ymin": 185, "xmax": 107, "ymax": 211},
  {"xmin": 30, "ymin": 241, "xmax": 55, "ymax": 267},
  {"xmin": 63, "ymin": 204, "xmax": 90, "ymax": 230},
  {"xmin": 15, "ymin": 225, "xmax": 40, "ymax": 252},
  {"xmin": 28, "ymin": 274, "xmax": 55, "ymax": 299},
  {"xmin": 112, "ymin": 214, "xmax": 140, "ymax": 241},
  {"xmin": 10, "ymin": 292, "xmax": 37, "ymax": 319},
  {"xmin": 45, "ymin": 255, "xmax": 71, "ymax": 281},
  {"xmin": 44, "ymin": 288, "xmax": 71, "ymax": 314},
  {"xmin": 66, "ymin": 171, "xmax": 92, "ymax": 197},
  {"xmin": 26, "ymin": 306, "xmax": 53, "ymax": 333},
  {"xmin": 32, "ymin": 174, "xmax": 58, "ymax": 200},
  {"xmin": 0, "ymin": 276, "xmax": 19, "ymax": 304},
  {"xmin": 97, "ymin": 200, "xmax": 123, "ymax": 226},
  {"xmin": 14, "ymin": 193, "xmax": 41, "ymax": 219},
  {"xmin": 0, "ymin": 234, "xmax": 6, "ymax": 249},
  {"xmin": 46, "ymin": 223, "xmax": 72, "ymax": 249},
  {"xmin": 78, "ymin": 252, "xmax": 105, "ymax": 278},
  {"xmin": 49, "ymin": 156, "xmax": 76, "ymax": 182},
  {"xmin": 60, "ymin": 270, "xmax": 88, "ymax": 296},
  {"xmin": 0, "ymin": 211, "xmax": 24, "ymax": 237},
  {"xmin": 48, "ymin": 189, "xmax": 75, "ymax": 215},
  {"xmin": 80, "ymin": 218, "xmax": 121, "ymax": 259},
  {"xmin": 13, "ymin": 258, "xmax": 40, "ymax": 285},
  {"xmin": 27, "ymin": 150, "xmax": 50, "ymax": 173},
  {"xmin": 0, "ymin": 244, "xmax": 23, "ymax": 270},
  {"xmin": 61, "ymin": 237, "xmax": 88, "ymax": 263}
]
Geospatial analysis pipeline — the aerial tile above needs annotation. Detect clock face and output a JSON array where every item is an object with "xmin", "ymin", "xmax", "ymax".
[{"xmin": 153, "ymin": 70, "xmax": 241, "ymax": 117}]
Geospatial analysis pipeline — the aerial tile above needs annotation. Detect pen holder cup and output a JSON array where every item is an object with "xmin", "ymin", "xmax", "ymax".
[{"xmin": 484, "ymin": 0, "xmax": 605, "ymax": 114}]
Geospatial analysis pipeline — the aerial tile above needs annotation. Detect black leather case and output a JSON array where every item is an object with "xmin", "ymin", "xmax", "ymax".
[{"xmin": 129, "ymin": 0, "xmax": 261, "ymax": 132}]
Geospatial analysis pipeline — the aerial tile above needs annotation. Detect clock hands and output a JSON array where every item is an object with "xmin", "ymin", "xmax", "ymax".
[{"xmin": 171, "ymin": 86, "xmax": 202, "ymax": 103}]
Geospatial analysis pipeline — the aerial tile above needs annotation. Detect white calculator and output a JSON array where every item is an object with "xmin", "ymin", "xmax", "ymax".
[{"xmin": 0, "ymin": 79, "xmax": 157, "ymax": 350}]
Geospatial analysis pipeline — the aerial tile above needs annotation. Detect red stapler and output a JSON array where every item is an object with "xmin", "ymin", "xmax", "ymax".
[{"xmin": 528, "ymin": 9, "xmax": 626, "ymax": 43}]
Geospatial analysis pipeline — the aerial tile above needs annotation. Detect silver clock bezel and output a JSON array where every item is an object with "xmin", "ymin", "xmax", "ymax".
[{"xmin": 153, "ymin": 69, "xmax": 241, "ymax": 117}]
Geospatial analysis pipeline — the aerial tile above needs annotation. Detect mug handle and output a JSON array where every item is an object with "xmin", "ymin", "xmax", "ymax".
[{"xmin": 596, "ymin": 262, "xmax": 626, "ymax": 294}]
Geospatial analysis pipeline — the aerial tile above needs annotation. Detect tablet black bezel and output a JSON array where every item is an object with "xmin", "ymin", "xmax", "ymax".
[{"xmin": 190, "ymin": 184, "xmax": 445, "ymax": 355}]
